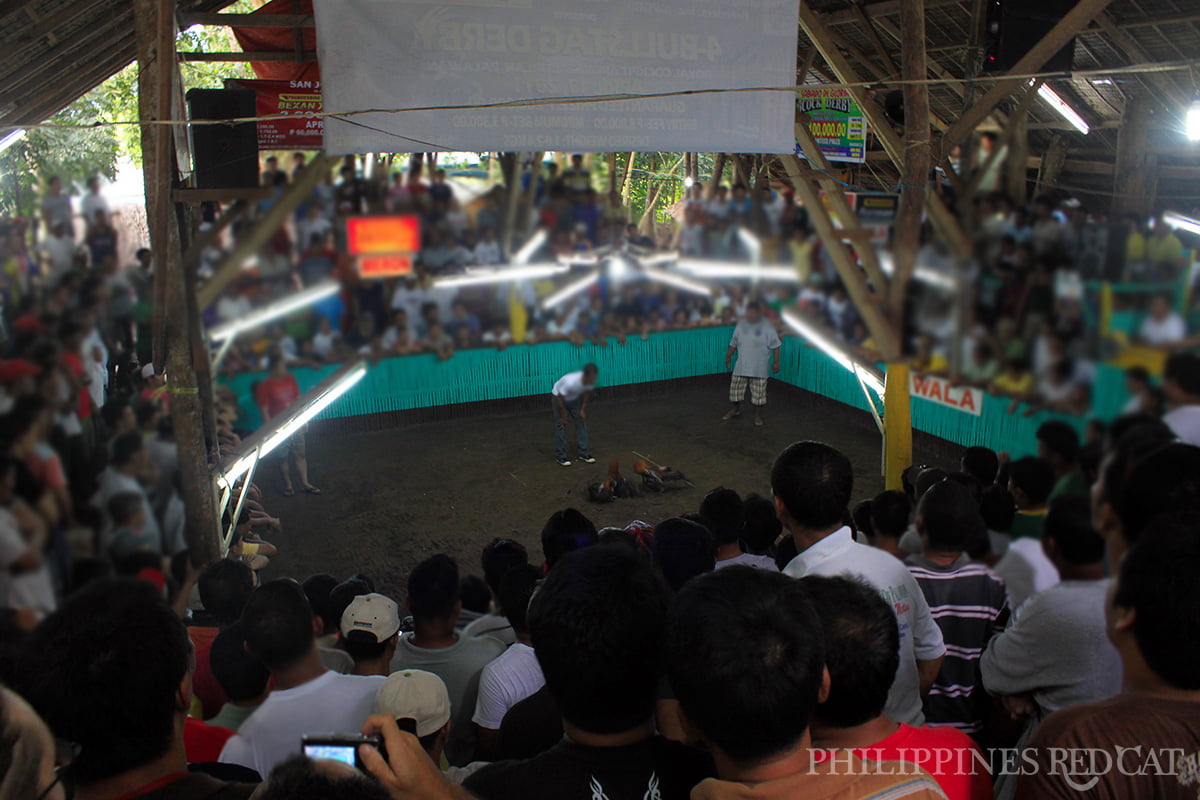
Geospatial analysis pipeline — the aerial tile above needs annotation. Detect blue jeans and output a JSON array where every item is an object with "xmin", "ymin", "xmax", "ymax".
[{"xmin": 553, "ymin": 397, "xmax": 591, "ymax": 460}]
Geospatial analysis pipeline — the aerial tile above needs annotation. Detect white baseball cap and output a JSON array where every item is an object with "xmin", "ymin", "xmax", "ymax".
[
  {"xmin": 373, "ymin": 670, "xmax": 451, "ymax": 738},
  {"xmin": 340, "ymin": 593, "xmax": 401, "ymax": 642}
]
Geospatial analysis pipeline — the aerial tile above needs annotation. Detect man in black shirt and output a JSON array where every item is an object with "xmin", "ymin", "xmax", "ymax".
[{"xmin": 464, "ymin": 545, "xmax": 712, "ymax": 800}]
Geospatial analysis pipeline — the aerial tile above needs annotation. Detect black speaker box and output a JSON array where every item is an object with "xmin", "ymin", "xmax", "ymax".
[
  {"xmin": 186, "ymin": 88, "xmax": 259, "ymax": 190},
  {"xmin": 982, "ymin": 0, "xmax": 1077, "ymax": 73}
]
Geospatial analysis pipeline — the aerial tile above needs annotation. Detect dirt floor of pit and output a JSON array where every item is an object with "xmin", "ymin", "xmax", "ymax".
[{"xmin": 257, "ymin": 376, "xmax": 957, "ymax": 599}]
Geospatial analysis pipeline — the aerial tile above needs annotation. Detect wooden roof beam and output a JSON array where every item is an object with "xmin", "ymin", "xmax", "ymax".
[
  {"xmin": 938, "ymin": 0, "xmax": 1117, "ymax": 160},
  {"xmin": 820, "ymin": 0, "xmax": 962, "ymax": 27}
]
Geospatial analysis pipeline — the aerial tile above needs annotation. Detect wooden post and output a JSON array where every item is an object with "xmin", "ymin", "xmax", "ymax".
[
  {"xmin": 502, "ymin": 152, "xmax": 524, "ymax": 257},
  {"xmin": 883, "ymin": 362, "xmax": 913, "ymax": 490},
  {"xmin": 890, "ymin": 0, "xmax": 932, "ymax": 331},
  {"xmin": 620, "ymin": 152, "xmax": 637, "ymax": 212},
  {"xmin": 515, "ymin": 150, "xmax": 544, "ymax": 236},
  {"xmin": 1112, "ymin": 91, "xmax": 1156, "ymax": 219},
  {"xmin": 707, "ymin": 153, "xmax": 727, "ymax": 193},
  {"xmin": 135, "ymin": 0, "xmax": 222, "ymax": 567},
  {"xmin": 1005, "ymin": 98, "xmax": 1031, "ymax": 203},
  {"xmin": 1035, "ymin": 134, "xmax": 1068, "ymax": 196}
]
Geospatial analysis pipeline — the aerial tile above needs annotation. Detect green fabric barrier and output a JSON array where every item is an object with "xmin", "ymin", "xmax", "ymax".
[
  {"xmin": 225, "ymin": 327, "xmax": 736, "ymax": 430},
  {"xmin": 224, "ymin": 327, "xmax": 1107, "ymax": 459}
]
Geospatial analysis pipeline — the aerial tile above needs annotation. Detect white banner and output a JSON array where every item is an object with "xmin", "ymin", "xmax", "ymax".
[
  {"xmin": 314, "ymin": 0, "xmax": 799, "ymax": 154},
  {"xmin": 909, "ymin": 373, "xmax": 984, "ymax": 416}
]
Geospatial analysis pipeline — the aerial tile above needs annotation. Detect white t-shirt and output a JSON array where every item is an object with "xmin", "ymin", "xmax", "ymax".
[
  {"xmin": 462, "ymin": 613, "xmax": 517, "ymax": 646},
  {"xmin": 992, "ymin": 536, "xmax": 1060, "ymax": 612},
  {"xmin": 1164, "ymin": 405, "xmax": 1200, "ymax": 446},
  {"xmin": 471, "ymin": 642, "xmax": 545, "ymax": 730},
  {"xmin": 81, "ymin": 193, "xmax": 110, "ymax": 226},
  {"xmin": 219, "ymin": 670, "xmax": 385, "ymax": 778},
  {"xmin": 730, "ymin": 319, "xmax": 782, "ymax": 379},
  {"xmin": 313, "ymin": 331, "xmax": 341, "ymax": 360},
  {"xmin": 216, "ymin": 296, "xmax": 253, "ymax": 324},
  {"xmin": 0, "ymin": 508, "xmax": 56, "ymax": 613},
  {"xmin": 296, "ymin": 216, "xmax": 333, "ymax": 250},
  {"xmin": 91, "ymin": 468, "xmax": 162, "ymax": 553},
  {"xmin": 714, "ymin": 552, "xmax": 779, "ymax": 572},
  {"xmin": 40, "ymin": 235, "xmax": 76, "ymax": 280},
  {"xmin": 474, "ymin": 240, "xmax": 502, "ymax": 266},
  {"xmin": 783, "ymin": 527, "xmax": 946, "ymax": 726},
  {"xmin": 1139, "ymin": 313, "xmax": 1186, "ymax": 345},
  {"xmin": 552, "ymin": 371, "xmax": 593, "ymax": 403}
]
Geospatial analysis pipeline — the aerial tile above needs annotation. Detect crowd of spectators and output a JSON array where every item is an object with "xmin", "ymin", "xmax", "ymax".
[
  {"xmin": 1, "ymin": 156, "xmax": 1199, "ymax": 799},
  {"xmin": 3, "ymin": 416, "xmax": 1199, "ymax": 800}
]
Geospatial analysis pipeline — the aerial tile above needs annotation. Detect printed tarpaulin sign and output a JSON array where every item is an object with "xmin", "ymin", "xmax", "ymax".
[
  {"xmin": 313, "ymin": 0, "xmax": 799, "ymax": 154},
  {"xmin": 225, "ymin": 79, "xmax": 324, "ymax": 150},
  {"xmin": 795, "ymin": 88, "xmax": 867, "ymax": 164},
  {"xmin": 909, "ymin": 373, "xmax": 983, "ymax": 416}
]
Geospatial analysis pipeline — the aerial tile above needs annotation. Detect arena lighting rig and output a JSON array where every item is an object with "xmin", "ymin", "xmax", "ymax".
[
  {"xmin": 213, "ymin": 360, "xmax": 367, "ymax": 552},
  {"xmin": 1164, "ymin": 210, "xmax": 1200, "ymax": 237},
  {"xmin": 207, "ymin": 279, "xmax": 341, "ymax": 370}
]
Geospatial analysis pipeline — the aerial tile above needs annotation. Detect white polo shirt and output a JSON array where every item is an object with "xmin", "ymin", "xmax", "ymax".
[
  {"xmin": 552, "ymin": 371, "xmax": 593, "ymax": 403},
  {"xmin": 1165, "ymin": 405, "xmax": 1200, "ymax": 446},
  {"xmin": 783, "ymin": 527, "xmax": 946, "ymax": 726}
]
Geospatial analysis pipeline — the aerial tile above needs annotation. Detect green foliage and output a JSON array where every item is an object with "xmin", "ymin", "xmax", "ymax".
[{"xmin": 0, "ymin": 86, "xmax": 121, "ymax": 217}]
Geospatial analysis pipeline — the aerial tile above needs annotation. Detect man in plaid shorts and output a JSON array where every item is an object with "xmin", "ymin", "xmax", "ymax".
[{"xmin": 724, "ymin": 301, "xmax": 781, "ymax": 426}]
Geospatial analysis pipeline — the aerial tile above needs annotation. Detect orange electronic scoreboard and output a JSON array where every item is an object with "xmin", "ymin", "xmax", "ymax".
[{"xmin": 345, "ymin": 215, "xmax": 420, "ymax": 278}]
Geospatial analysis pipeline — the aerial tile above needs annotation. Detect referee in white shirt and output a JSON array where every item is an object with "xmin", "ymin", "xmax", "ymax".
[{"xmin": 552, "ymin": 364, "xmax": 598, "ymax": 466}]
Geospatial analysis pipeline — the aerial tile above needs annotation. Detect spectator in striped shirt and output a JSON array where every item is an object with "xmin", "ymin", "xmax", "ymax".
[{"xmin": 907, "ymin": 479, "xmax": 1010, "ymax": 735}]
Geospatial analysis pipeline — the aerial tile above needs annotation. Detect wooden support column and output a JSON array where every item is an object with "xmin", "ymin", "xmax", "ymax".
[
  {"xmin": 515, "ymin": 150, "xmax": 545, "ymax": 236},
  {"xmin": 706, "ymin": 154, "xmax": 727, "ymax": 192},
  {"xmin": 1005, "ymin": 98, "xmax": 1031, "ymax": 203},
  {"xmin": 938, "ymin": 0, "xmax": 1117, "ymax": 160},
  {"xmin": 135, "ymin": 0, "xmax": 222, "ymax": 567},
  {"xmin": 890, "ymin": 0, "xmax": 932, "ymax": 331},
  {"xmin": 782, "ymin": 155, "xmax": 898, "ymax": 359},
  {"xmin": 502, "ymin": 152, "xmax": 524, "ymax": 256},
  {"xmin": 1035, "ymin": 134, "xmax": 1068, "ymax": 196},
  {"xmin": 1112, "ymin": 92, "xmax": 1156, "ymax": 219}
]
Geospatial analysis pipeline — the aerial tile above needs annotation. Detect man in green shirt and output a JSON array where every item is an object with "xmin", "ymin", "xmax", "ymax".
[
  {"xmin": 1037, "ymin": 420, "xmax": 1088, "ymax": 500},
  {"xmin": 1008, "ymin": 457, "xmax": 1056, "ymax": 540}
]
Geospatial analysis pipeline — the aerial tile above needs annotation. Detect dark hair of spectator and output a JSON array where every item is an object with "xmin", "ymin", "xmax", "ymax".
[
  {"xmin": 851, "ymin": 499, "xmax": 875, "ymax": 541},
  {"xmin": 1044, "ymin": 496, "xmax": 1105, "ymax": 566},
  {"xmin": 301, "ymin": 573, "xmax": 340, "ymax": 634},
  {"xmin": 979, "ymin": 486, "xmax": 1016, "ymax": 533},
  {"xmin": 498, "ymin": 563, "xmax": 541, "ymax": 634},
  {"xmin": 460, "ymin": 575, "xmax": 491, "ymax": 615},
  {"xmin": 15, "ymin": 579, "xmax": 190, "ymax": 784},
  {"xmin": 111, "ymin": 432, "xmax": 144, "ymax": 468},
  {"xmin": 869, "ymin": 490, "xmax": 911, "ymax": 539},
  {"xmin": 770, "ymin": 441, "xmax": 854, "ymax": 531},
  {"xmin": 528, "ymin": 545, "xmax": 669, "ymax": 734},
  {"xmin": 1113, "ymin": 515, "xmax": 1200, "ymax": 690},
  {"xmin": 699, "ymin": 487, "xmax": 744, "ymax": 546},
  {"xmin": 107, "ymin": 492, "xmax": 143, "ymax": 527},
  {"xmin": 407, "ymin": 554, "xmax": 460, "ymax": 621},
  {"xmin": 652, "ymin": 517, "xmax": 715, "ymax": 592},
  {"xmin": 481, "ymin": 538, "xmax": 529, "ymax": 598},
  {"xmin": 1008, "ymin": 457, "xmax": 1056, "ymax": 507},
  {"xmin": 1164, "ymin": 353, "xmax": 1200, "ymax": 396},
  {"xmin": 242, "ymin": 579, "xmax": 317, "ymax": 673},
  {"xmin": 740, "ymin": 494, "xmax": 782, "ymax": 555},
  {"xmin": 540, "ymin": 508, "xmax": 598, "ymax": 569},
  {"xmin": 210, "ymin": 621, "xmax": 270, "ymax": 703},
  {"xmin": 328, "ymin": 576, "xmax": 373, "ymax": 632},
  {"xmin": 666, "ymin": 567, "xmax": 825, "ymax": 762},
  {"xmin": 198, "ymin": 559, "xmax": 255, "ymax": 627},
  {"xmin": 803, "ymin": 574, "xmax": 898, "ymax": 728},
  {"xmin": 918, "ymin": 479, "xmax": 985, "ymax": 552},
  {"xmin": 1117, "ymin": 443, "xmax": 1200, "ymax": 545},
  {"xmin": 1037, "ymin": 420, "xmax": 1080, "ymax": 464},
  {"xmin": 961, "ymin": 446, "xmax": 1000, "ymax": 486}
]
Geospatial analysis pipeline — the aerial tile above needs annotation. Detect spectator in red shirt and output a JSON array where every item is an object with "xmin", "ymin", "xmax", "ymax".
[
  {"xmin": 805, "ymin": 575, "xmax": 994, "ymax": 800},
  {"xmin": 254, "ymin": 355, "xmax": 319, "ymax": 497}
]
